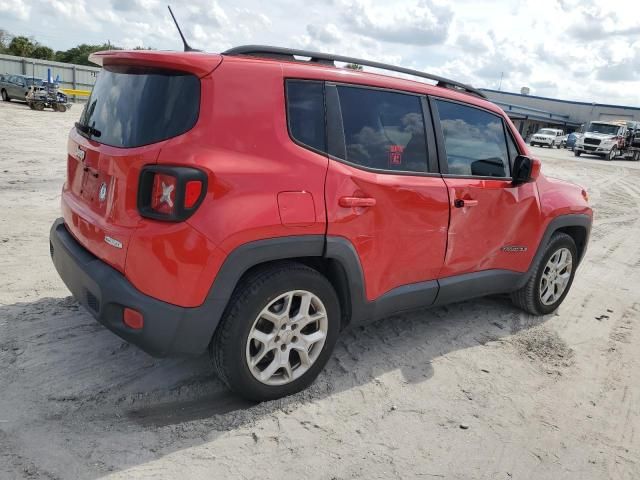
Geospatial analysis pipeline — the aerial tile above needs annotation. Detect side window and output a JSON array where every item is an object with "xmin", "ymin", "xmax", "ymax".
[
  {"xmin": 435, "ymin": 100, "xmax": 510, "ymax": 177},
  {"xmin": 285, "ymin": 80, "xmax": 326, "ymax": 153},
  {"xmin": 335, "ymin": 85, "xmax": 428, "ymax": 173}
]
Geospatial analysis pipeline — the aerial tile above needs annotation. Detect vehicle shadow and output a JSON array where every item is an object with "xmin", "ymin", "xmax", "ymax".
[{"xmin": 0, "ymin": 294, "xmax": 548, "ymax": 478}]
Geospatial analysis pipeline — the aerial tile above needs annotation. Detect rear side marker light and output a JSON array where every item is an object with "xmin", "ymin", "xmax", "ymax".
[
  {"xmin": 138, "ymin": 166, "xmax": 207, "ymax": 222},
  {"xmin": 123, "ymin": 308, "xmax": 144, "ymax": 330},
  {"xmin": 184, "ymin": 180, "xmax": 203, "ymax": 208}
]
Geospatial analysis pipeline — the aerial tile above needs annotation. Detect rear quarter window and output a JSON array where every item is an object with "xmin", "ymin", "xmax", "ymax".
[
  {"xmin": 77, "ymin": 66, "xmax": 200, "ymax": 148},
  {"xmin": 285, "ymin": 80, "xmax": 326, "ymax": 153}
]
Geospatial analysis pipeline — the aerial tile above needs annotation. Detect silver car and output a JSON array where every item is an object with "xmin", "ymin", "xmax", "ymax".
[{"xmin": 1, "ymin": 74, "xmax": 44, "ymax": 102}]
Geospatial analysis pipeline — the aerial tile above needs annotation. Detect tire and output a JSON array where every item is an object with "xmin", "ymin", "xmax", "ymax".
[
  {"xmin": 1, "ymin": 89, "xmax": 9, "ymax": 101},
  {"xmin": 55, "ymin": 104, "xmax": 67, "ymax": 113},
  {"xmin": 530, "ymin": 142, "xmax": 536, "ymax": 147},
  {"xmin": 608, "ymin": 148, "xmax": 616, "ymax": 161},
  {"xmin": 574, "ymin": 150, "xmax": 581, "ymax": 157},
  {"xmin": 511, "ymin": 232, "xmax": 578, "ymax": 316},
  {"xmin": 32, "ymin": 102, "xmax": 45, "ymax": 111},
  {"xmin": 211, "ymin": 262, "xmax": 341, "ymax": 401},
  {"xmin": 634, "ymin": 151, "xmax": 640, "ymax": 162}
]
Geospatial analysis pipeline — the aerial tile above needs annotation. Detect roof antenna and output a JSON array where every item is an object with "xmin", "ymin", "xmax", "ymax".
[{"xmin": 168, "ymin": 5, "xmax": 200, "ymax": 52}]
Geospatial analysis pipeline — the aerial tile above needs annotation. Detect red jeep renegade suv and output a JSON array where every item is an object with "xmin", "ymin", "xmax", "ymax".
[{"xmin": 50, "ymin": 46, "xmax": 592, "ymax": 401}]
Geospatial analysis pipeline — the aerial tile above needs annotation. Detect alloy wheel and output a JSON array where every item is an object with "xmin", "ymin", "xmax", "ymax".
[
  {"xmin": 246, "ymin": 290, "xmax": 328, "ymax": 386},
  {"xmin": 539, "ymin": 247, "xmax": 573, "ymax": 306}
]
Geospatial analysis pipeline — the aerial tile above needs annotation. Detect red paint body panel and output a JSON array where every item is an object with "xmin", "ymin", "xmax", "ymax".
[
  {"xmin": 59, "ymin": 49, "xmax": 592, "ymax": 313},
  {"xmin": 325, "ymin": 161, "xmax": 449, "ymax": 300},
  {"xmin": 179, "ymin": 59, "xmax": 328, "ymax": 255},
  {"xmin": 125, "ymin": 222, "xmax": 226, "ymax": 307},
  {"xmin": 62, "ymin": 128, "xmax": 161, "ymax": 272},
  {"xmin": 439, "ymin": 178, "xmax": 541, "ymax": 277}
]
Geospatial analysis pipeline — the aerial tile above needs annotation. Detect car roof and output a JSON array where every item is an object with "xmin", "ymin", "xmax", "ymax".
[{"xmin": 223, "ymin": 54, "xmax": 505, "ymax": 116}]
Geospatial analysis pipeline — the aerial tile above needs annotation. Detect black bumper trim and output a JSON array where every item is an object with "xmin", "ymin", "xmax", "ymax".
[{"xmin": 49, "ymin": 218, "xmax": 224, "ymax": 357}]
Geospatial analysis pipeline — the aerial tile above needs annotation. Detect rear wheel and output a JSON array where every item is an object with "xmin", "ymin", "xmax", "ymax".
[
  {"xmin": 1, "ymin": 89, "xmax": 9, "ymax": 101},
  {"xmin": 211, "ymin": 262, "xmax": 341, "ymax": 401},
  {"xmin": 511, "ymin": 233, "xmax": 577, "ymax": 315}
]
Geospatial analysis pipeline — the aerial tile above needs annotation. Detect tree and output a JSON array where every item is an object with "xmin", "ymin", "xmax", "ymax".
[
  {"xmin": 8, "ymin": 36, "xmax": 36, "ymax": 57},
  {"xmin": 55, "ymin": 43, "xmax": 118, "ymax": 66},
  {"xmin": 345, "ymin": 63, "xmax": 363, "ymax": 71},
  {"xmin": 31, "ymin": 45, "xmax": 54, "ymax": 60},
  {"xmin": 0, "ymin": 29, "xmax": 10, "ymax": 53}
]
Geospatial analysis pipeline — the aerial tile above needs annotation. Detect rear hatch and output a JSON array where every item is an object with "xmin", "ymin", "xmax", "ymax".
[{"xmin": 62, "ymin": 51, "xmax": 221, "ymax": 272}]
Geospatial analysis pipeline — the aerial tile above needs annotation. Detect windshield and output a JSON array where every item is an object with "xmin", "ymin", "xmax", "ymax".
[
  {"xmin": 587, "ymin": 122, "xmax": 619, "ymax": 135},
  {"xmin": 77, "ymin": 65, "xmax": 200, "ymax": 148},
  {"xmin": 538, "ymin": 129, "xmax": 557, "ymax": 135}
]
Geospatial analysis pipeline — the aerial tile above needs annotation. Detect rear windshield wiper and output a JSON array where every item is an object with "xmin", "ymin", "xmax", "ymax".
[{"xmin": 75, "ymin": 122, "xmax": 102, "ymax": 138}]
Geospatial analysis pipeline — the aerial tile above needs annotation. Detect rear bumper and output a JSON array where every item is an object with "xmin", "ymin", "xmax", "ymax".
[{"xmin": 49, "ymin": 218, "xmax": 221, "ymax": 357}]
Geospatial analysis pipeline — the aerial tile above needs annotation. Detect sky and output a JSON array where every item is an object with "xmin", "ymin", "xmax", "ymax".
[{"xmin": 1, "ymin": 0, "xmax": 639, "ymax": 106}]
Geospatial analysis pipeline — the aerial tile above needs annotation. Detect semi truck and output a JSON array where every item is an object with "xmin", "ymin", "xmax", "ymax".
[{"xmin": 574, "ymin": 120, "xmax": 640, "ymax": 161}]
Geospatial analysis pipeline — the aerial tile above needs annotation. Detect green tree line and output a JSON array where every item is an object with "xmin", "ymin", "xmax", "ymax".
[{"xmin": 0, "ymin": 29, "xmax": 150, "ymax": 66}]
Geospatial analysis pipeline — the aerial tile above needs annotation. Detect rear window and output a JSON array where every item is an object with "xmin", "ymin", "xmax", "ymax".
[{"xmin": 77, "ymin": 65, "xmax": 200, "ymax": 148}]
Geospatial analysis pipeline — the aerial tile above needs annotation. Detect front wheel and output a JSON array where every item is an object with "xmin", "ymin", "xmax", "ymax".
[
  {"xmin": 608, "ymin": 148, "xmax": 617, "ymax": 161},
  {"xmin": 1, "ymin": 89, "xmax": 9, "ymax": 101},
  {"xmin": 211, "ymin": 262, "xmax": 341, "ymax": 401},
  {"xmin": 511, "ymin": 232, "xmax": 578, "ymax": 315}
]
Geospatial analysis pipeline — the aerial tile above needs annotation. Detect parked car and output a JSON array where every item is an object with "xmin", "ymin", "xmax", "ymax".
[
  {"xmin": 530, "ymin": 128, "xmax": 565, "ymax": 148},
  {"xmin": 1, "ymin": 74, "xmax": 44, "ymax": 102},
  {"xmin": 49, "ymin": 46, "xmax": 592, "ymax": 401}
]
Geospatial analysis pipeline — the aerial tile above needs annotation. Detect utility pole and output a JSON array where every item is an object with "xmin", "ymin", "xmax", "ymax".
[{"xmin": 498, "ymin": 71, "xmax": 504, "ymax": 91}]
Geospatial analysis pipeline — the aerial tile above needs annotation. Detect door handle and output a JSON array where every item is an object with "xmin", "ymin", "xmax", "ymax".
[
  {"xmin": 339, "ymin": 196, "xmax": 376, "ymax": 208},
  {"xmin": 454, "ymin": 199, "xmax": 478, "ymax": 208}
]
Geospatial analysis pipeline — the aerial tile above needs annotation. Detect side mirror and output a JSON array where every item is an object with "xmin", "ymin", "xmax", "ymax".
[{"xmin": 512, "ymin": 155, "xmax": 541, "ymax": 185}]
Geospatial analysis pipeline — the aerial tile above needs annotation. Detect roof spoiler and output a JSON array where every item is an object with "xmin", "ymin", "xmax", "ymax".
[{"xmin": 222, "ymin": 45, "xmax": 487, "ymax": 99}]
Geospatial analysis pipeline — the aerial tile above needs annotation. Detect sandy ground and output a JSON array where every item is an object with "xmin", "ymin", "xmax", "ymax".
[{"xmin": 1, "ymin": 99, "xmax": 639, "ymax": 480}]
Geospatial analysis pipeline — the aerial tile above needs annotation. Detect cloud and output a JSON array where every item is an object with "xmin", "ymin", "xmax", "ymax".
[
  {"xmin": 596, "ymin": 55, "xmax": 640, "ymax": 82},
  {"xmin": 307, "ymin": 24, "xmax": 342, "ymax": 44},
  {"xmin": 342, "ymin": 0, "xmax": 453, "ymax": 46},
  {"xmin": 0, "ymin": 0, "xmax": 31, "ymax": 21},
  {"xmin": 455, "ymin": 32, "xmax": 492, "ymax": 55},
  {"xmin": 566, "ymin": 7, "xmax": 640, "ymax": 40}
]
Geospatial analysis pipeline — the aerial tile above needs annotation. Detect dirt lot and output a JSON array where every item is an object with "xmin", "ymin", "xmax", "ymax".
[{"xmin": 1, "ymin": 99, "xmax": 639, "ymax": 480}]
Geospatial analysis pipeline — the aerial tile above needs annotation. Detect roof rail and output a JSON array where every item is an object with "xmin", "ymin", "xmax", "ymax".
[{"xmin": 222, "ymin": 45, "xmax": 487, "ymax": 99}]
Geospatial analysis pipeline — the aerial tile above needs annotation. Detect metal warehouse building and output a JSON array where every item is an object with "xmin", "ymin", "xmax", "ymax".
[{"xmin": 482, "ymin": 88, "xmax": 640, "ymax": 141}]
